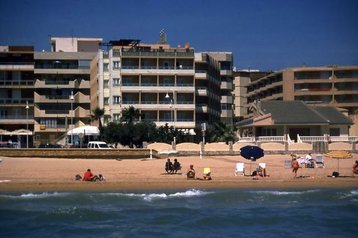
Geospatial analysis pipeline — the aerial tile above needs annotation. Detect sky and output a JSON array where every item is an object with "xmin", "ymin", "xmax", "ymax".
[{"xmin": 0, "ymin": 0, "xmax": 357, "ymax": 71}]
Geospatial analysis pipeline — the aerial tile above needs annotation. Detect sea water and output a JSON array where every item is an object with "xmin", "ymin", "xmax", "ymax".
[{"xmin": 0, "ymin": 189, "xmax": 357, "ymax": 238}]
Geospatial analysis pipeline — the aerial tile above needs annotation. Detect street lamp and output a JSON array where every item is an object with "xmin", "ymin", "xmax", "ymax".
[
  {"xmin": 26, "ymin": 101, "xmax": 29, "ymax": 148},
  {"xmin": 165, "ymin": 91, "xmax": 176, "ymax": 144},
  {"xmin": 70, "ymin": 90, "xmax": 74, "ymax": 146}
]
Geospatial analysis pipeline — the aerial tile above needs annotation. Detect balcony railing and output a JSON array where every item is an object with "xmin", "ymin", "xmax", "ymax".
[
  {"xmin": 0, "ymin": 80, "xmax": 34, "ymax": 86},
  {"xmin": 0, "ymin": 98, "xmax": 34, "ymax": 104}
]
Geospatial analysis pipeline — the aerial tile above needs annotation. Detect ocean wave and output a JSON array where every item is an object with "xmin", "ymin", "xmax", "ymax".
[
  {"xmin": 337, "ymin": 189, "xmax": 358, "ymax": 200},
  {"xmin": 0, "ymin": 192, "xmax": 69, "ymax": 199},
  {"xmin": 250, "ymin": 189, "xmax": 320, "ymax": 196},
  {"xmin": 105, "ymin": 189, "xmax": 211, "ymax": 202}
]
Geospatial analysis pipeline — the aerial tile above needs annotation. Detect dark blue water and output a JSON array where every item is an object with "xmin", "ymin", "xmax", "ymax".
[{"xmin": 0, "ymin": 189, "xmax": 357, "ymax": 238}]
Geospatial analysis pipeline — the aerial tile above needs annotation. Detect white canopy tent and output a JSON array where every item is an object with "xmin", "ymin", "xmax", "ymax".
[{"xmin": 67, "ymin": 125, "xmax": 100, "ymax": 136}]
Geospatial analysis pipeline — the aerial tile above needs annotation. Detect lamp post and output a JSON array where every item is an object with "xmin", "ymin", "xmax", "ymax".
[
  {"xmin": 165, "ymin": 90, "xmax": 176, "ymax": 144},
  {"xmin": 26, "ymin": 101, "xmax": 29, "ymax": 148},
  {"xmin": 70, "ymin": 90, "xmax": 74, "ymax": 146}
]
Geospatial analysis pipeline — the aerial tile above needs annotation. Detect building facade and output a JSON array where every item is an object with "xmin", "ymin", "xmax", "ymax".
[
  {"xmin": 246, "ymin": 66, "xmax": 358, "ymax": 135},
  {"xmin": 0, "ymin": 46, "xmax": 34, "ymax": 147},
  {"xmin": 92, "ymin": 40, "xmax": 232, "ymax": 134},
  {"xmin": 33, "ymin": 37, "xmax": 102, "ymax": 146}
]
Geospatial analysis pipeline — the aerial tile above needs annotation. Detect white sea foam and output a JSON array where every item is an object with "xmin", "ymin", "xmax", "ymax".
[
  {"xmin": 0, "ymin": 192, "xmax": 67, "ymax": 199},
  {"xmin": 106, "ymin": 189, "xmax": 211, "ymax": 201},
  {"xmin": 338, "ymin": 189, "xmax": 358, "ymax": 200},
  {"xmin": 252, "ymin": 189, "xmax": 320, "ymax": 196}
]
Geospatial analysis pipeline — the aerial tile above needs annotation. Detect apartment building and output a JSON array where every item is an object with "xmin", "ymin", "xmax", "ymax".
[
  {"xmin": 206, "ymin": 52, "xmax": 234, "ymax": 128},
  {"xmin": 233, "ymin": 70, "xmax": 272, "ymax": 122},
  {"xmin": 0, "ymin": 46, "xmax": 34, "ymax": 147},
  {"xmin": 34, "ymin": 37, "xmax": 102, "ymax": 146},
  {"xmin": 92, "ymin": 40, "xmax": 231, "ymax": 133},
  {"xmin": 246, "ymin": 66, "xmax": 358, "ymax": 135}
]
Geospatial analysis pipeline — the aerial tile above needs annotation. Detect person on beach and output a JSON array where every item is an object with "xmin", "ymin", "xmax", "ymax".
[
  {"xmin": 305, "ymin": 153, "xmax": 315, "ymax": 168},
  {"xmin": 291, "ymin": 158, "xmax": 300, "ymax": 178},
  {"xmin": 83, "ymin": 169, "xmax": 100, "ymax": 181},
  {"xmin": 165, "ymin": 159, "xmax": 173, "ymax": 173},
  {"xmin": 172, "ymin": 158, "xmax": 181, "ymax": 174},
  {"xmin": 353, "ymin": 160, "xmax": 358, "ymax": 176},
  {"xmin": 187, "ymin": 164, "xmax": 195, "ymax": 179}
]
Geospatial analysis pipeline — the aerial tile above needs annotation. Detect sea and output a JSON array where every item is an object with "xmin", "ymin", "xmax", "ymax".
[{"xmin": 0, "ymin": 188, "xmax": 357, "ymax": 238}]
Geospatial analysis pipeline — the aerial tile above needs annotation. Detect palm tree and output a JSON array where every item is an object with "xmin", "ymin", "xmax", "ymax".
[
  {"xmin": 120, "ymin": 106, "xmax": 141, "ymax": 125},
  {"xmin": 90, "ymin": 107, "xmax": 105, "ymax": 131}
]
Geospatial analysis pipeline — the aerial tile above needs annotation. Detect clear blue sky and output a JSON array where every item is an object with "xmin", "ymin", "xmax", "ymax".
[{"xmin": 0, "ymin": 0, "xmax": 357, "ymax": 71}]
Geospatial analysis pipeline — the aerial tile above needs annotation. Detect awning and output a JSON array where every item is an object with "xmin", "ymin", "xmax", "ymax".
[{"xmin": 0, "ymin": 129, "xmax": 33, "ymax": 135}]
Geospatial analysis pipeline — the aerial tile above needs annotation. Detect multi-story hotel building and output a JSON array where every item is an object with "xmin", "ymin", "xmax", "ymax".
[
  {"xmin": 34, "ymin": 37, "xmax": 102, "ymax": 146},
  {"xmin": 246, "ymin": 66, "xmax": 358, "ymax": 135},
  {"xmin": 0, "ymin": 46, "xmax": 34, "ymax": 147},
  {"xmin": 206, "ymin": 52, "xmax": 234, "ymax": 128},
  {"xmin": 92, "ymin": 40, "xmax": 233, "ymax": 133}
]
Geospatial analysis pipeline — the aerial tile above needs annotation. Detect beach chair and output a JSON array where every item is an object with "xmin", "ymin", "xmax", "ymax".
[
  {"xmin": 235, "ymin": 162, "xmax": 245, "ymax": 176},
  {"xmin": 259, "ymin": 163, "xmax": 266, "ymax": 169},
  {"xmin": 315, "ymin": 154, "xmax": 324, "ymax": 168},
  {"xmin": 284, "ymin": 160, "xmax": 292, "ymax": 169}
]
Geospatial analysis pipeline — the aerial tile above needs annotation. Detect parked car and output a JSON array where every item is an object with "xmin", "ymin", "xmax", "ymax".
[{"xmin": 87, "ymin": 141, "xmax": 111, "ymax": 149}]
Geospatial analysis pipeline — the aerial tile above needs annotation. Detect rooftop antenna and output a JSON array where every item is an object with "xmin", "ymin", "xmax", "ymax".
[{"xmin": 158, "ymin": 29, "xmax": 167, "ymax": 44}]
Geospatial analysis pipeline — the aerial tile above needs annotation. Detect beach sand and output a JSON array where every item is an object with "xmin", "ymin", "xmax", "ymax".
[{"xmin": 0, "ymin": 154, "xmax": 357, "ymax": 193}]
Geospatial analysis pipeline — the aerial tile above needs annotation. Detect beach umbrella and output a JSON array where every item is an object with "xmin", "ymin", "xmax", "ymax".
[
  {"xmin": 324, "ymin": 150, "xmax": 352, "ymax": 174},
  {"xmin": 240, "ymin": 145, "xmax": 264, "ymax": 175}
]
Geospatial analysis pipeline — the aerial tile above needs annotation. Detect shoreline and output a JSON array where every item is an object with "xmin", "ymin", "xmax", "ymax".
[
  {"xmin": 1, "ymin": 155, "xmax": 357, "ymax": 193},
  {"xmin": 1, "ymin": 177, "xmax": 357, "ymax": 193}
]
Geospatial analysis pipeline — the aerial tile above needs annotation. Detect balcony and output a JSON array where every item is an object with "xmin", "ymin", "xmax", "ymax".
[
  {"xmin": 35, "ymin": 79, "xmax": 76, "ymax": 88},
  {"xmin": 0, "ymin": 98, "xmax": 34, "ymax": 105},
  {"xmin": 0, "ymin": 115, "xmax": 33, "ymax": 125},
  {"xmin": 221, "ymin": 95, "xmax": 233, "ymax": 104},
  {"xmin": 197, "ymin": 87, "xmax": 208, "ymax": 96},
  {"xmin": 220, "ymin": 81, "xmax": 233, "ymax": 90},
  {"xmin": 220, "ymin": 70, "xmax": 232, "ymax": 76},
  {"xmin": 0, "ymin": 64, "xmax": 33, "ymax": 71},
  {"xmin": 0, "ymin": 80, "xmax": 34, "ymax": 87},
  {"xmin": 121, "ymin": 49, "xmax": 194, "ymax": 58},
  {"xmin": 195, "ymin": 71, "xmax": 207, "ymax": 79},
  {"xmin": 34, "ymin": 107, "xmax": 90, "ymax": 118}
]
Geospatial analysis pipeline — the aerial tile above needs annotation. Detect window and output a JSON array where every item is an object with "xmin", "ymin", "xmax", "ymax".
[
  {"xmin": 113, "ymin": 113, "xmax": 121, "ymax": 122},
  {"xmin": 329, "ymin": 128, "xmax": 340, "ymax": 136},
  {"xmin": 113, "ymin": 61, "xmax": 120, "ymax": 69},
  {"xmin": 40, "ymin": 119, "xmax": 57, "ymax": 128},
  {"xmin": 79, "ymin": 60, "xmax": 91, "ymax": 69},
  {"xmin": 104, "ymin": 80, "xmax": 109, "ymax": 88},
  {"xmin": 113, "ymin": 78, "xmax": 121, "ymax": 86},
  {"xmin": 103, "ymin": 63, "xmax": 109, "ymax": 72},
  {"xmin": 113, "ymin": 96, "xmax": 121, "ymax": 104},
  {"xmin": 104, "ymin": 97, "xmax": 109, "ymax": 105}
]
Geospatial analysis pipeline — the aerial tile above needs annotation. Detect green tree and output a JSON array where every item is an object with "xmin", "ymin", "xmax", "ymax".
[{"xmin": 207, "ymin": 121, "xmax": 234, "ymax": 143}]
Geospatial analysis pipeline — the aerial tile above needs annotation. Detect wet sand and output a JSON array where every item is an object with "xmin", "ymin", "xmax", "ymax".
[{"xmin": 0, "ymin": 154, "xmax": 357, "ymax": 193}]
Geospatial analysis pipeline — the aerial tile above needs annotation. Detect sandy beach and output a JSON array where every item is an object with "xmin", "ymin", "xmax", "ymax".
[{"xmin": 0, "ymin": 153, "xmax": 357, "ymax": 193}]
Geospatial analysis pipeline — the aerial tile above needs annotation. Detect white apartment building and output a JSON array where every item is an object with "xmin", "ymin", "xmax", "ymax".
[{"xmin": 92, "ymin": 40, "xmax": 232, "ymax": 133}]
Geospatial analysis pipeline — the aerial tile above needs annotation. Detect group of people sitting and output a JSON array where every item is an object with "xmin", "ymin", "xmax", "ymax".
[
  {"xmin": 165, "ymin": 158, "xmax": 182, "ymax": 174},
  {"xmin": 75, "ymin": 169, "xmax": 105, "ymax": 182},
  {"xmin": 186, "ymin": 164, "xmax": 212, "ymax": 180}
]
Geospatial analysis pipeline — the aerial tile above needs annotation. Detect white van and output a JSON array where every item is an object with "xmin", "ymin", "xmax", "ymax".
[{"xmin": 87, "ymin": 141, "xmax": 111, "ymax": 149}]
